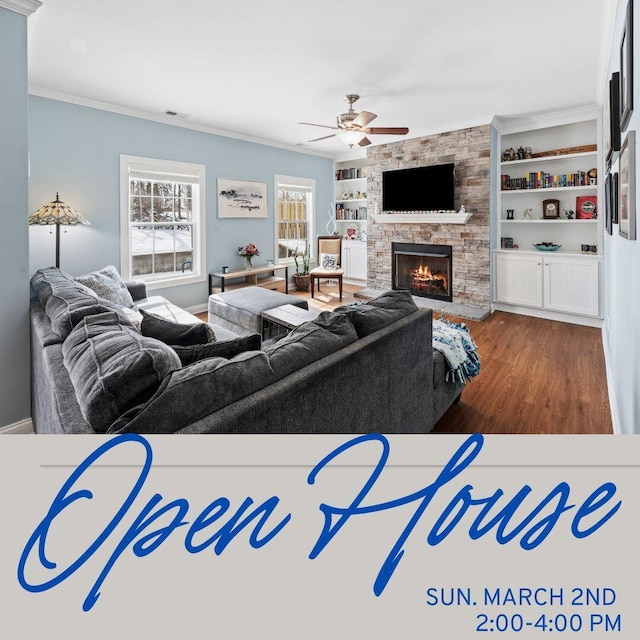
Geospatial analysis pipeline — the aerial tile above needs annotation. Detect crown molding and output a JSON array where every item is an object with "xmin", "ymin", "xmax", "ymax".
[
  {"xmin": 28, "ymin": 85, "xmax": 335, "ymax": 160},
  {"xmin": 0, "ymin": 0, "xmax": 42, "ymax": 16},
  {"xmin": 492, "ymin": 104, "xmax": 600, "ymax": 135}
]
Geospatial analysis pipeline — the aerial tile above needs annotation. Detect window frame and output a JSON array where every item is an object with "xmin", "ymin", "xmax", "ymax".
[
  {"xmin": 274, "ymin": 174, "xmax": 316, "ymax": 265},
  {"xmin": 120, "ymin": 155, "xmax": 206, "ymax": 290}
]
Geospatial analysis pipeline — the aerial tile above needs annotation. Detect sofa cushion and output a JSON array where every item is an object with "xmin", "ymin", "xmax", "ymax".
[
  {"xmin": 172, "ymin": 333, "xmax": 262, "ymax": 366},
  {"xmin": 62, "ymin": 311, "xmax": 181, "ymax": 432},
  {"xmin": 264, "ymin": 313, "xmax": 357, "ymax": 378},
  {"xmin": 108, "ymin": 350, "xmax": 276, "ymax": 434},
  {"xmin": 45, "ymin": 286, "xmax": 124, "ymax": 340},
  {"xmin": 31, "ymin": 266, "xmax": 97, "ymax": 305},
  {"xmin": 338, "ymin": 289, "xmax": 418, "ymax": 338},
  {"xmin": 74, "ymin": 265, "xmax": 135, "ymax": 307},
  {"xmin": 140, "ymin": 309, "xmax": 216, "ymax": 345}
]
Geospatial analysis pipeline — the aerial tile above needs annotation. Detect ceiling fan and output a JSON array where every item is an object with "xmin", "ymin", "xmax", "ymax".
[{"xmin": 299, "ymin": 94, "xmax": 409, "ymax": 148}]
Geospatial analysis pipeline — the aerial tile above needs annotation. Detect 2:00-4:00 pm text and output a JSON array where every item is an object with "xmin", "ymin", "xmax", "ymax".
[{"xmin": 426, "ymin": 586, "xmax": 622, "ymax": 633}]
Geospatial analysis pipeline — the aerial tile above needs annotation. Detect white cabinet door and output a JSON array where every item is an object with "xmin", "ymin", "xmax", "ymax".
[
  {"xmin": 495, "ymin": 252, "xmax": 543, "ymax": 307},
  {"xmin": 543, "ymin": 256, "xmax": 600, "ymax": 317},
  {"xmin": 343, "ymin": 241, "xmax": 367, "ymax": 280}
]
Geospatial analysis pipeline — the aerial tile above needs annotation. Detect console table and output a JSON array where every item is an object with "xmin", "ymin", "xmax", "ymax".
[{"xmin": 209, "ymin": 264, "xmax": 289, "ymax": 294}]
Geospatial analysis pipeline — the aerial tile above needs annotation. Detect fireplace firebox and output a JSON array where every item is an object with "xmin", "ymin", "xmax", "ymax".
[{"xmin": 392, "ymin": 242, "xmax": 453, "ymax": 302}]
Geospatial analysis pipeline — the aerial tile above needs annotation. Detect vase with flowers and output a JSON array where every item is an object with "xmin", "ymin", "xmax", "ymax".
[{"xmin": 238, "ymin": 243, "xmax": 260, "ymax": 269}]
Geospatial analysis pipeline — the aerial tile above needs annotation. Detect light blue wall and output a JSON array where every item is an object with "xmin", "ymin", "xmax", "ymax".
[
  {"xmin": 603, "ymin": 0, "xmax": 640, "ymax": 433},
  {"xmin": 28, "ymin": 96, "xmax": 334, "ymax": 309},
  {"xmin": 0, "ymin": 7, "xmax": 31, "ymax": 427}
]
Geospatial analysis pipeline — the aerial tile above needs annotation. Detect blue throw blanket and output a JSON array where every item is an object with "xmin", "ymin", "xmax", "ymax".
[{"xmin": 432, "ymin": 318, "xmax": 481, "ymax": 383}]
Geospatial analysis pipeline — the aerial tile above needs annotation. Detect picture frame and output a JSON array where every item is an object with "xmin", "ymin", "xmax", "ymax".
[
  {"xmin": 605, "ymin": 172, "xmax": 612, "ymax": 235},
  {"xmin": 619, "ymin": 1, "xmax": 634, "ymax": 132},
  {"xmin": 217, "ymin": 178, "xmax": 268, "ymax": 218},
  {"xmin": 606, "ymin": 72, "xmax": 622, "ymax": 168},
  {"xmin": 619, "ymin": 130, "xmax": 636, "ymax": 240},
  {"xmin": 612, "ymin": 171, "xmax": 619, "ymax": 224}
]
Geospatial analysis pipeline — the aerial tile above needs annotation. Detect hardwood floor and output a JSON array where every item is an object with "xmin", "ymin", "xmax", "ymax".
[
  {"xmin": 202, "ymin": 283, "xmax": 613, "ymax": 434},
  {"xmin": 430, "ymin": 311, "xmax": 612, "ymax": 434}
]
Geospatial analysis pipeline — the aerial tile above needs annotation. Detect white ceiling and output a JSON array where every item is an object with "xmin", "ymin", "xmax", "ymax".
[{"xmin": 27, "ymin": 0, "xmax": 616, "ymax": 159}]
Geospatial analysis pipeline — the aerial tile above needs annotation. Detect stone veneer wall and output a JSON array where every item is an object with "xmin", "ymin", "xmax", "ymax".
[{"xmin": 366, "ymin": 124, "xmax": 491, "ymax": 307}]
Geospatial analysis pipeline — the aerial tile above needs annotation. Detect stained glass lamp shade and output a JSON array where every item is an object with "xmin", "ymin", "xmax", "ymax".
[{"xmin": 28, "ymin": 193, "xmax": 90, "ymax": 268}]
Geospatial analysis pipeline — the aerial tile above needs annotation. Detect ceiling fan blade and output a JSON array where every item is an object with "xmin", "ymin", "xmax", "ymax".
[
  {"xmin": 365, "ymin": 127, "xmax": 409, "ymax": 135},
  {"xmin": 298, "ymin": 122, "xmax": 339, "ymax": 130},
  {"xmin": 352, "ymin": 110, "xmax": 377, "ymax": 128},
  {"xmin": 358, "ymin": 137, "xmax": 371, "ymax": 147},
  {"xmin": 307, "ymin": 133, "xmax": 337, "ymax": 143}
]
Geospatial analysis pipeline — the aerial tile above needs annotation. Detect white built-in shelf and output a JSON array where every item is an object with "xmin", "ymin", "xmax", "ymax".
[
  {"xmin": 501, "ymin": 219, "xmax": 598, "ymax": 224},
  {"xmin": 336, "ymin": 198, "xmax": 367, "ymax": 203},
  {"xmin": 501, "ymin": 185, "xmax": 597, "ymax": 195},
  {"xmin": 370, "ymin": 211, "xmax": 473, "ymax": 224},
  {"xmin": 336, "ymin": 177, "xmax": 366, "ymax": 182},
  {"xmin": 500, "ymin": 151, "xmax": 597, "ymax": 166}
]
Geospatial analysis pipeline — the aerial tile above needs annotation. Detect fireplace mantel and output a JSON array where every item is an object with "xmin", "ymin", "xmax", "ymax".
[{"xmin": 369, "ymin": 211, "xmax": 473, "ymax": 225}]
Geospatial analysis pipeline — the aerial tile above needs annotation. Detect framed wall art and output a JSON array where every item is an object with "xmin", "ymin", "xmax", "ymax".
[
  {"xmin": 217, "ymin": 178, "xmax": 268, "ymax": 218},
  {"xmin": 605, "ymin": 172, "xmax": 612, "ymax": 235},
  {"xmin": 612, "ymin": 171, "xmax": 619, "ymax": 224},
  {"xmin": 620, "ymin": 0, "xmax": 634, "ymax": 131},
  {"xmin": 619, "ymin": 131, "xmax": 636, "ymax": 240},
  {"xmin": 606, "ymin": 71, "xmax": 621, "ymax": 168}
]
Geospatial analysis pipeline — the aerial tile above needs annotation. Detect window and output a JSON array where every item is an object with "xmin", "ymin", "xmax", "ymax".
[
  {"xmin": 120, "ymin": 155, "xmax": 206, "ymax": 289},
  {"xmin": 274, "ymin": 175, "xmax": 315, "ymax": 262}
]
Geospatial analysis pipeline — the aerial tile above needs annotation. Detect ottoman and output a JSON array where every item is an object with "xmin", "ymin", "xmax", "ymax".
[{"xmin": 208, "ymin": 286, "xmax": 309, "ymax": 336}]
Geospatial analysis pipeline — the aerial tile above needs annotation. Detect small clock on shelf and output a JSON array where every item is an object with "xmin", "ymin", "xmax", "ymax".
[{"xmin": 542, "ymin": 199, "xmax": 560, "ymax": 219}]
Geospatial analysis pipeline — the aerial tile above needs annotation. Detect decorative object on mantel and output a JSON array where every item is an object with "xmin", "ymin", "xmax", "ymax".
[
  {"xmin": 238, "ymin": 243, "xmax": 260, "ymax": 269},
  {"xmin": 524, "ymin": 208, "xmax": 533, "ymax": 219},
  {"xmin": 563, "ymin": 209, "xmax": 575, "ymax": 219},
  {"xmin": 369, "ymin": 210, "xmax": 473, "ymax": 224},
  {"xmin": 28, "ymin": 193, "xmax": 90, "ymax": 268}
]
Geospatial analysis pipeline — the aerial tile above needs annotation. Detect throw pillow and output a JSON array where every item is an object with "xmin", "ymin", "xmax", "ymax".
[
  {"xmin": 264, "ymin": 314, "xmax": 357, "ymax": 379},
  {"xmin": 62, "ymin": 311, "xmax": 181, "ymax": 432},
  {"xmin": 74, "ymin": 265, "xmax": 135, "ymax": 308},
  {"xmin": 319, "ymin": 253, "xmax": 339, "ymax": 269},
  {"xmin": 336, "ymin": 289, "xmax": 418, "ymax": 338},
  {"xmin": 172, "ymin": 333, "xmax": 261, "ymax": 366},
  {"xmin": 140, "ymin": 309, "xmax": 216, "ymax": 346},
  {"xmin": 44, "ymin": 285, "xmax": 126, "ymax": 340}
]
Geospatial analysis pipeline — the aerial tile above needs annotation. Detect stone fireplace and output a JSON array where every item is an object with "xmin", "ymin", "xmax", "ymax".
[
  {"xmin": 392, "ymin": 242, "xmax": 452, "ymax": 302},
  {"xmin": 365, "ymin": 124, "xmax": 491, "ymax": 308}
]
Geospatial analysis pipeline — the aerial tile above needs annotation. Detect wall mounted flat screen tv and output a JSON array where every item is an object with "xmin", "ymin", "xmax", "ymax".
[{"xmin": 382, "ymin": 163, "xmax": 455, "ymax": 211}]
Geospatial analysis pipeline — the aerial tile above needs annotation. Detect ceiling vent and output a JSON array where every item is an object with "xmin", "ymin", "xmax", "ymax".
[{"xmin": 164, "ymin": 110, "xmax": 190, "ymax": 119}]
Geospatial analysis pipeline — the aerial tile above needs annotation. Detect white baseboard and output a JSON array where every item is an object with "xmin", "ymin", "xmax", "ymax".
[
  {"xmin": 601, "ymin": 328, "xmax": 621, "ymax": 435},
  {"xmin": 0, "ymin": 418, "xmax": 34, "ymax": 434}
]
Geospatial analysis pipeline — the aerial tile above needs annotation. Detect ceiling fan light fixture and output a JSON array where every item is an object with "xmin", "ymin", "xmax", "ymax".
[{"xmin": 337, "ymin": 128, "xmax": 364, "ymax": 147}]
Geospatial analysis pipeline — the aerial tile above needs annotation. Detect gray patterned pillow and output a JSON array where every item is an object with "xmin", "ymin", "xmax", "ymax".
[
  {"xmin": 74, "ymin": 265, "xmax": 134, "ymax": 307},
  {"xmin": 320, "ymin": 253, "xmax": 339, "ymax": 269}
]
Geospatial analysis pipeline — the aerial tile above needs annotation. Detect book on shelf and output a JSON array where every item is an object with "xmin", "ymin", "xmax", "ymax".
[
  {"xmin": 501, "ymin": 170, "xmax": 594, "ymax": 191},
  {"xmin": 335, "ymin": 166, "xmax": 368, "ymax": 181},
  {"xmin": 335, "ymin": 203, "xmax": 367, "ymax": 220}
]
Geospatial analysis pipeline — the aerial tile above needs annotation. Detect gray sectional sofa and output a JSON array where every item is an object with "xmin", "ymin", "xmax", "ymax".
[{"xmin": 29, "ymin": 267, "xmax": 464, "ymax": 434}]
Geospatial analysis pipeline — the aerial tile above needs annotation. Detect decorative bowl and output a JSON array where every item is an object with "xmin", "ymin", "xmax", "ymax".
[{"xmin": 533, "ymin": 243, "xmax": 562, "ymax": 251}]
